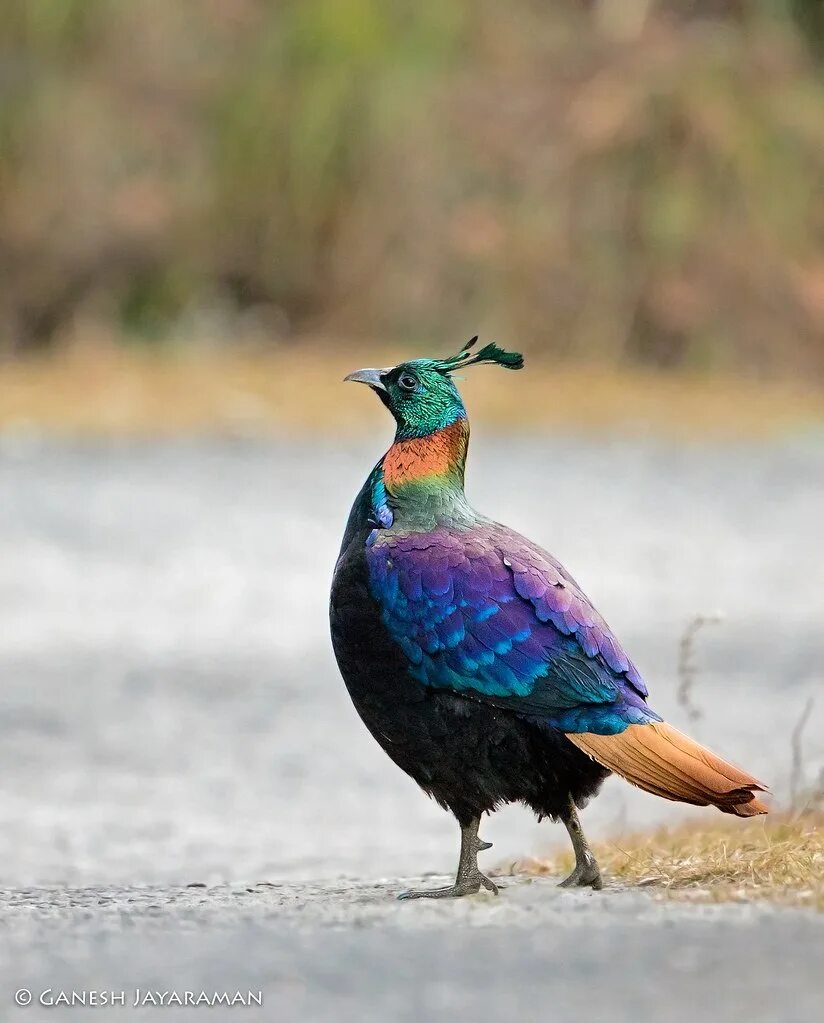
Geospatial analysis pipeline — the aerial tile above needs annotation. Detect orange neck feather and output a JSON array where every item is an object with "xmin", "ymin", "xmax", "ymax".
[{"xmin": 382, "ymin": 418, "xmax": 468, "ymax": 494}]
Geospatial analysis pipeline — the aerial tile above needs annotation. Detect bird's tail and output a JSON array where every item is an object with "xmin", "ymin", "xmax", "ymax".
[{"xmin": 566, "ymin": 721, "xmax": 768, "ymax": 817}]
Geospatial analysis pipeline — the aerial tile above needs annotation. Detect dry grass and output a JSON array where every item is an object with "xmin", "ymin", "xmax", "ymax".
[
  {"xmin": 509, "ymin": 812, "xmax": 824, "ymax": 910},
  {"xmin": 2, "ymin": 343, "xmax": 824, "ymax": 439}
]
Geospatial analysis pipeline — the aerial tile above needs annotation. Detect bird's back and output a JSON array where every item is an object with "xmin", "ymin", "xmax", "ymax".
[{"xmin": 364, "ymin": 518, "xmax": 656, "ymax": 734}]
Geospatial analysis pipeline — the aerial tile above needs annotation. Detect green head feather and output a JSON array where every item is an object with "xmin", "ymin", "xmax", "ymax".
[
  {"xmin": 364, "ymin": 337, "xmax": 525, "ymax": 440},
  {"xmin": 431, "ymin": 336, "xmax": 525, "ymax": 375}
]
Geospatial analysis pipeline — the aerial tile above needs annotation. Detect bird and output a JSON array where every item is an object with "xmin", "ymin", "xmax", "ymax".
[{"xmin": 330, "ymin": 338, "xmax": 768, "ymax": 899}]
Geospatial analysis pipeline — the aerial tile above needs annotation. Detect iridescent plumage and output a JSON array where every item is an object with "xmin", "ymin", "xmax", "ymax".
[
  {"xmin": 331, "ymin": 340, "xmax": 767, "ymax": 899},
  {"xmin": 366, "ymin": 520, "xmax": 656, "ymax": 734}
]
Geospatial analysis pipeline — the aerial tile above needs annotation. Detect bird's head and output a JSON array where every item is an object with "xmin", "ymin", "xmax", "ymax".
[{"xmin": 345, "ymin": 337, "xmax": 524, "ymax": 440}]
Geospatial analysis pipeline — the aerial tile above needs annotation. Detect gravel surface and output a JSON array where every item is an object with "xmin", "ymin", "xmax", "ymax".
[
  {"xmin": 2, "ymin": 879, "xmax": 821, "ymax": 1023},
  {"xmin": 0, "ymin": 434, "xmax": 821, "ymax": 1021}
]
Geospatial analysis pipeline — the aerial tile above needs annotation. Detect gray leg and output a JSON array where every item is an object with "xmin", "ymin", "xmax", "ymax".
[
  {"xmin": 398, "ymin": 817, "xmax": 499, "ymax": 900},
  {"xmin": 558, "ymin": 796, "xmax": 603, "ymax": 890}
]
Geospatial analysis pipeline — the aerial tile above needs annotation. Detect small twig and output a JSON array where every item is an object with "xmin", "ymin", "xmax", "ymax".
[
  {"xmin": 676, "ymin": 613, "xmax": 723, "ymax": 729},
  {"xmin": 812, "ymin": 767, "xmax": 824, "ymax": 813},
  {"xmin": 789, "ymin": 696, "xmax": 815, "ymax": 811}
]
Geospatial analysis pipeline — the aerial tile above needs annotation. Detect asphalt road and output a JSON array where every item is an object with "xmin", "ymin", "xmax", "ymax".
[
  {"xmin": 0, "ymin": 434, "xmax": 822, "ymax": 1021},
  {"xmin": 2, "ymin": 880, "xmax": 821, "ymax": 1023}
]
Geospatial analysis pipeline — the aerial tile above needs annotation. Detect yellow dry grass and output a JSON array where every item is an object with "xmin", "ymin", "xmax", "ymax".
[
  {"xmin": 1, "ymin": 343, "xmax": 824, "ymax": 439},
  {"xmin": 510, "ymin": 812, "xmax": 823, "ymax": 910}
]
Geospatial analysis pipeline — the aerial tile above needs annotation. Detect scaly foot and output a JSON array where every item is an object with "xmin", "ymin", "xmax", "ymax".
[
  {"xmin": 557, "ymin": 796, "xmax": 603, "ymax": 890},
  {"xmin": 558, "ymin": 860, "xmax": 602, "ymax": 890},
  {"xmin": 398, "ymin": 873, "xmax": 499, "ymax": 900}
]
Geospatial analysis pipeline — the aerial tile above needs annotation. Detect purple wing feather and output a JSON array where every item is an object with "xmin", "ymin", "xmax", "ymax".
[{"xmin": 366, "ymin": 522, "xmax": 653, "ymax": 732}]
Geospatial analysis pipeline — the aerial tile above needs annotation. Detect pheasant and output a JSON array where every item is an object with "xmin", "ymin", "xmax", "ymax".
[{"xmin": 330, "ymin": 339, "xmax": 767, "ymax": 899}]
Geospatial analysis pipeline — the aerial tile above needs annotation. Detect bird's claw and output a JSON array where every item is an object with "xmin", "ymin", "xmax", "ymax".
[
  {"xmin": 398, "ymin": 873, "xmax": 499, "ymax": 900},
  {"xmin": 558, "ymin": 860, "xmax": 603, "ymax": 890}
]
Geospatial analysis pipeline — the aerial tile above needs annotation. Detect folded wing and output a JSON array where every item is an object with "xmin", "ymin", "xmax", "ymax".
[
  {"xmin": 367, "ymin": 522, "xmax": 768, "ymax": 815},
  {"xmin": 366, "ymin": 523, "xmax": 656, "ymax": 734}
]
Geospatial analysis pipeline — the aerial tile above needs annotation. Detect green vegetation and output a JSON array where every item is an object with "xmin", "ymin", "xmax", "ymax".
[{"xmin": 1, "ymin": 2, "xmax": 824, "ymax": 380}]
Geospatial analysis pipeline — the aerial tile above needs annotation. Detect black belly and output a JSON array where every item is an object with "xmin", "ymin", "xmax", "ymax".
[{"xmin": 330, "ymin": 534, "xmax": 609, "ymax": 825}]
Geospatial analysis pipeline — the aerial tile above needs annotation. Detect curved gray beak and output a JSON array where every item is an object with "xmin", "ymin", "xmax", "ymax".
[{"xmin": 344, "ymin": 367, "xmax": 388, "ymax": 391}]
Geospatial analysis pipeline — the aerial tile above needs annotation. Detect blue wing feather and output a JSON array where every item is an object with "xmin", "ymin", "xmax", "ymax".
[{"xmin": 366, "ymin": 523, "xmax": 658, "ymax": 735}]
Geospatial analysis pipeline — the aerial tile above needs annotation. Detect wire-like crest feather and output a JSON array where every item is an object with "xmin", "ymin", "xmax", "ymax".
[{"xmin": 433, "ymin": 336, "xmax": 524, "ymax": 375}]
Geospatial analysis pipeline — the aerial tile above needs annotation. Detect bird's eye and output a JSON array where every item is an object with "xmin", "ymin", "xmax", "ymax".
[{"xmin": 398, "ymin": 373, "xmax": 419, "ymax": 392}]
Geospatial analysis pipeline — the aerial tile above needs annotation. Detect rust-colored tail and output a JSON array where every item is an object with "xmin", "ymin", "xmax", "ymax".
[{"xmin": 566, "ymin": 721, "xmax": 768, "ymax": 817}]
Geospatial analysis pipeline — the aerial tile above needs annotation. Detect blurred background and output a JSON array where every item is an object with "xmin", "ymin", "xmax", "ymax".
[
  {"xmin": 1, "ymin": 0, "xmax": 824, "ymax": 433},
  {"xmin": 0, "ymin": 0, "xmax": 822, "ymax": 889}
]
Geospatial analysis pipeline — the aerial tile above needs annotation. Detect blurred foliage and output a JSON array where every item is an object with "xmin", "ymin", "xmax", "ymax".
[{"xmin": 0, "ymin": 0, "xmax": 823, "ymax": 378}]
